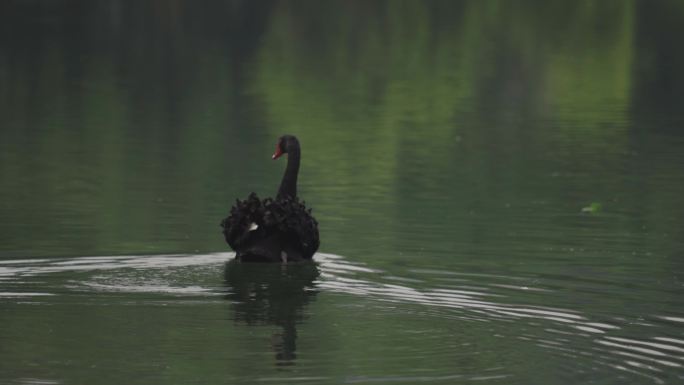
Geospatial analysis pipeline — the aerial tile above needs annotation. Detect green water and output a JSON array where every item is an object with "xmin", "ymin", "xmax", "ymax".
[{"xmin": 2, "ymin": 1, "xmax": 684, "ymax": 384}]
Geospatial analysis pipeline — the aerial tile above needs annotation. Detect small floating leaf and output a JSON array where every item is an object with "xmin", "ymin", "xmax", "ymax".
[{"xmin": 581, "ymin": 202, "xmax": 602, "ymax": 214}]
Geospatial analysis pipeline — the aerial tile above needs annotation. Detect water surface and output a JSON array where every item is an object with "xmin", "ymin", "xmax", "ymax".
[{"xmin": 1, "ymin": 1, "xmax": 684, "ymax": 384}]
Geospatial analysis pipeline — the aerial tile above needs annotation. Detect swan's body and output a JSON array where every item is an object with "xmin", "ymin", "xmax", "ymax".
[{"xmin": 221, "ymin": 135, "xmax": 319, "ymax": 262}]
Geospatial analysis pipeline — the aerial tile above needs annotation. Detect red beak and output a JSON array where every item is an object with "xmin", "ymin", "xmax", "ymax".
[{"xmin": 272, "ymin": 144, "xmax": 283, "ymax": 160}]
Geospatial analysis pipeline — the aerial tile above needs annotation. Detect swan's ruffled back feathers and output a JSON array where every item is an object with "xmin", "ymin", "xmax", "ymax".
[{"xmin": 220, "ymin": 192, "xmax": 319, "ymax": 260}]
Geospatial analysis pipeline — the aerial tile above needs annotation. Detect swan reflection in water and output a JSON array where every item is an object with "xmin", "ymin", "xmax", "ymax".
[{"xmin": 223, "ymin": 260, "xmax": 320, "ymax": 366}]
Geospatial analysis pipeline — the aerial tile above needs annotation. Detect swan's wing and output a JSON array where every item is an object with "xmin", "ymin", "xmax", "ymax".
[
  {"xmin": 266, "ymin": 197, "xmax": 320, "ymax": 259},
  {"xmin": 221, "ymin": 192, "xmax": 268, "ymax": 250},
  {"xmin": 222, "ymin": 194, "xmax": 320, "ymax": 259}
]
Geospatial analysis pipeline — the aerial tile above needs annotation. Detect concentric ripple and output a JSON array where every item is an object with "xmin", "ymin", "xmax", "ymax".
[{"xmin": 1, "ymin": 252, "xmax": 683, "ymax": 384}]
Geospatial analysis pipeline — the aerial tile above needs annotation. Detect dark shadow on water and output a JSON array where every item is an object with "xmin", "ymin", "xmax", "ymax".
[{"xmin": 223, "ymin": 260, "xmax": 320, "ymax": 366}]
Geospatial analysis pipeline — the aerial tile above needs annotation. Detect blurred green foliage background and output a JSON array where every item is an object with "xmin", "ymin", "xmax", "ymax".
[{"xmin": 0, "ymin": 0, "xmax": 683, "ymax": 261}]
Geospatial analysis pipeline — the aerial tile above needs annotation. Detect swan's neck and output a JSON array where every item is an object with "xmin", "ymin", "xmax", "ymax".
[{"xmin": 276, "ymin": 145, "xmax": 300, "ymax": 200}]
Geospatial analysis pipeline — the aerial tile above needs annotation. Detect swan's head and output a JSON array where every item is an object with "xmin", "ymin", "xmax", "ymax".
[{"xmin": 272, "ymin": 135, "xmax": 299, "ymax": 160}]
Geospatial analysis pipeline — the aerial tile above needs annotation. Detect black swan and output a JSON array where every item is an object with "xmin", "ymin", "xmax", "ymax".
[{"xmin": 221, "ymin": 135, "xmax": 319, "ymax": 262}]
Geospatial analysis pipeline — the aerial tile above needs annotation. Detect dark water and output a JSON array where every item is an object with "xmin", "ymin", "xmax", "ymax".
[{"xmin": 2, "ymin": 1, "xmax": 684, "ymax": 384}]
